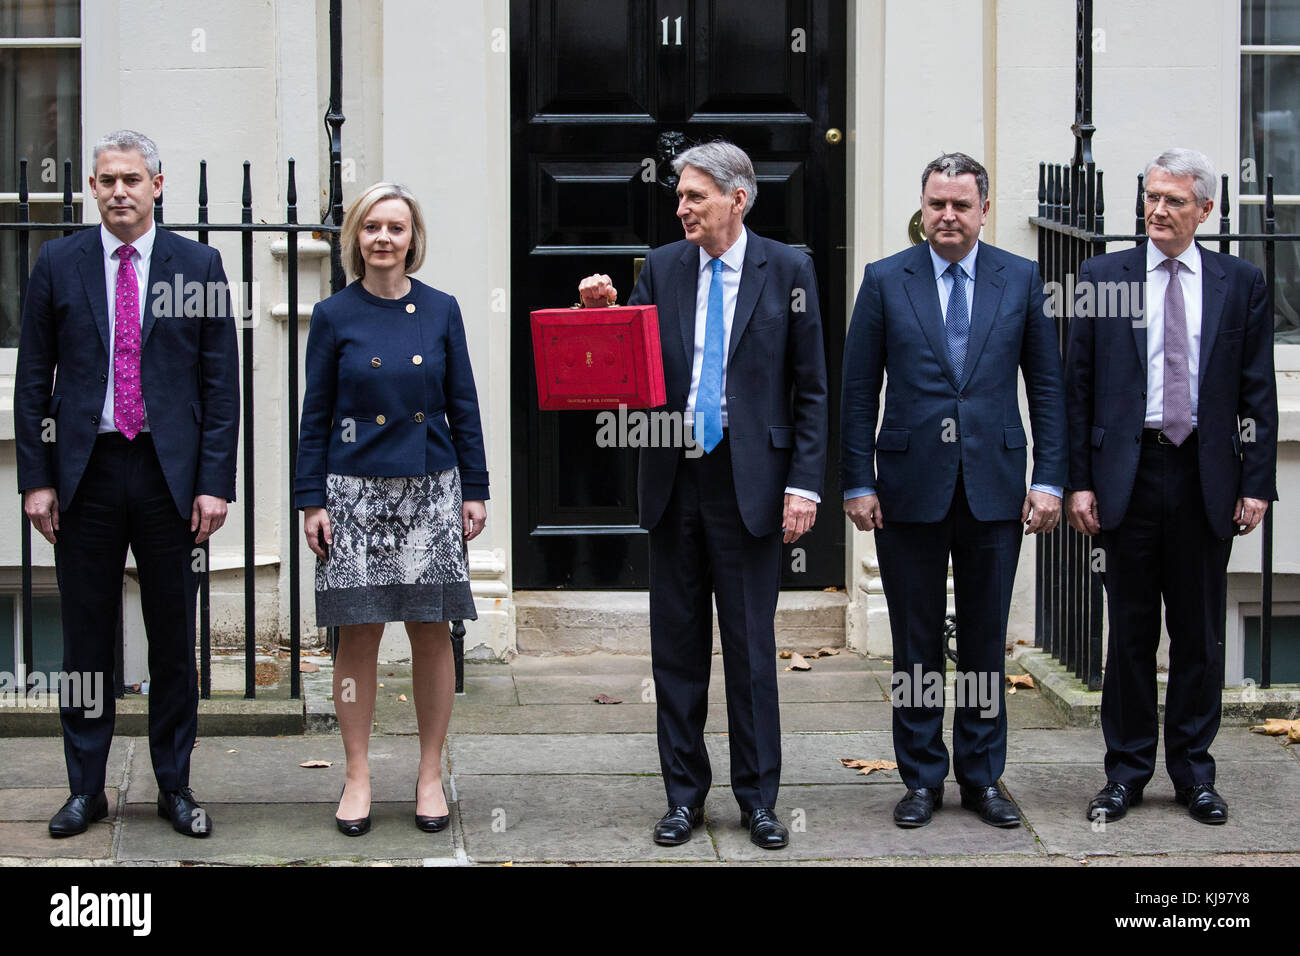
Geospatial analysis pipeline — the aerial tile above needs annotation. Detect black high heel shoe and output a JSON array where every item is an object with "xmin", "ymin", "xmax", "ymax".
[
  {"xmin": 336, "ymin": 785, "xmax": 371, "ymax": 837},
  {"xmin": 415, "ymin": 782, "xmax": 449, "ymax": 833}
]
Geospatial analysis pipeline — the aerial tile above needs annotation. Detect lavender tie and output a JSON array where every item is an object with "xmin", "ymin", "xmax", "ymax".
[
  {"xmin": 1160, "ymin": 258, "xmax": 1193, "ymax": 446},
  {"xmin": 113, "ymin": 244, "xmax": 144, "ymax": 439}
]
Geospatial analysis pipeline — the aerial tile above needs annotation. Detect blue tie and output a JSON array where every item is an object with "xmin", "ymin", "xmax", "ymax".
[
  {"xmin": 944, "ymin": 261, "xmax": 970, "ymax": 382},
  {"xmin": 696, "ymin": 258, "xmax": 725, "ymax": 454}
]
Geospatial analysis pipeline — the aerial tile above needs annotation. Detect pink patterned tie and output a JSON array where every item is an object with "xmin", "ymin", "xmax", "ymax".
[
  {"xmin": 113, "ymin": 244, "xmax": 144, "ymax": 439},
  {"xmin": 1160, "ymin": 258, "xmax": 1193, "ymax": 446}
]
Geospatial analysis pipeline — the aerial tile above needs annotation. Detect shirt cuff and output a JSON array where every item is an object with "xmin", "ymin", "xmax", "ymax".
[
  {"xmin": 1029, "ymin": 483, "xmax": 1063, "ymax": 499},
  {"xmin": 843, "ymin": 487, "xmax": 875, "ymax": 500},
  {"xmin": 784, "ymin": 487, "xmax": 821, "ymax": 504}
]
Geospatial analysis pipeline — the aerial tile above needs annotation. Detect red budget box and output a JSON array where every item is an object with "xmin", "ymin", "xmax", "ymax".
[{"xmin": 530, "ymin": 305, "xmax": 667, "ymax": 410}]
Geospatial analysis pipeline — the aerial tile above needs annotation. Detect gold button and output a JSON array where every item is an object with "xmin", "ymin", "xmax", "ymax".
[
  {"xmin": 375, "ymin": 414, "xmax": 386, "ymax": 425},
  {"xmin": 371, "ymin": 356, "xmax": 382, "ymax": 368},
  {"xmin": 414, "ymin": 412, "xmax": 425, "ymax": 423},
  {"xmin": 405, "ymin": 303, "xmax": 416, "ymax": 314},
  {"xmin": 412, "ymin": 355, "xmax": 423, "ymax": 366}
]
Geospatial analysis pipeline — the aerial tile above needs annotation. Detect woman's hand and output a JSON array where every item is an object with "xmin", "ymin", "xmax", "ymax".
[
  {"xmin": 304, "ymin": 506, "xmax": 333, "ymax": 559},
  {"xmin": 463, "ymin": 500, "xmax": 487, "ymax": 541}
]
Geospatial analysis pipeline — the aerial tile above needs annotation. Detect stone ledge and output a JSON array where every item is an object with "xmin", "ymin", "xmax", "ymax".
[
  {"xmin": 1019, "ymin": 647, "xmax": 1300, "ymax": 728},
  {"xmin": 0, "ymin": 697, "xmax": 304, "ymax": 737}
]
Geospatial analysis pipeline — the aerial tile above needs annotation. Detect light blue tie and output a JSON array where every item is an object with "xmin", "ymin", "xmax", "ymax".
[
  {"xmin": 944, "ymin": 261, "xmax": 970, "ymax": 381},
  {"xmin": 695, "ymin": 258, "xmax": 725, "ymax": 454}
]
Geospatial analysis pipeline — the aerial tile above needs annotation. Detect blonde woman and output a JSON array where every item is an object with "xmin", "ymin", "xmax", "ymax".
[{"xmin": 296, "ymin": 183, "xmax": 488, "ymax": 835}]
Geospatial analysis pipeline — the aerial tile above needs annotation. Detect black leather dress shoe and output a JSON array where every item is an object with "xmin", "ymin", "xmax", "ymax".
[
  {"xmin": 49, "ymin": 792, "xmax": 109, "ymax": 838},
  {"xmin": 959, "ymin": 784, "xmax": 1021, "ymax": 828},
  {"xmin": 1175, "ymin": 783, "xmax": 1228, "ymax": 825},
  {"xmin": 652, "ymin": 806, "xmax": 703, "ymax": 846},
  {"xmin": 740, "ymin": 808, "xmax": 789, "ymax": 849},
  {"xmin": 1086, "ymin": 781, "xmax": 1143, "ymax": 822},
  {"xmin": 157, "ymin": 788, "xmax": 213, "ymax": 838},
  {"xmin": 893, "ymin": 786, "xmax": 943, "ymax": 828}
]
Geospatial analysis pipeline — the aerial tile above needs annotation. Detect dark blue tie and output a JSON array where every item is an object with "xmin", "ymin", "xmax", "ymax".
[
  {"xmin": 696, "ymin": 258, "xmax": 725, "ymax": 453},
  {"xmin": 944, "ymin": 261, "xmax": 970, "ymax": 381}
]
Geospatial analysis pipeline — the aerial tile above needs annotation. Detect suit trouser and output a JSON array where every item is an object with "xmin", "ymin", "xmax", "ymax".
[
  {"xmin": 54, "ymin": 433, "xmax": 200, "ymax": 794},
  {"xmin": 1099, "ymin": 431, "xmax": 1230, "ymax": 792},
  {"xmin": 875, "ymin": 476, "xmax": 1021, "ymax": 790},
  {"xmin": 648, "ymin": 434, "xmax": 784, "ymax": 810}
]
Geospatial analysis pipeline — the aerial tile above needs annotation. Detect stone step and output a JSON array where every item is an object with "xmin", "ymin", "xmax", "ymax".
[{"xmin": 513, "ymin": 589, "xmax": 849, "ymax": 656}]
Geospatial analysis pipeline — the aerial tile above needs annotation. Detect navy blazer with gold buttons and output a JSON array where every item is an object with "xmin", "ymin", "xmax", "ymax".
[{"xmin": 294, "ymin": 278, "xmax": 489, "ymax": 509}]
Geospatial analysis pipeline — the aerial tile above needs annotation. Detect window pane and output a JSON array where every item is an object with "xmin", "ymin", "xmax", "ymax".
[
  {"xmin": 30, "ymin": 594, "xmax": 62, "ymax": 673},
  {"xmin": 1243, "ymin": 614, "xmax": 1300, "ymax": 684},
  {"xmin": 1, "ymin": 203, "xmax": 81, "ymax": 347},
  {"xmin": 1242, "ymin": 0, "xmax": 1300, "ymax": 45},
  {"xmin": 1240, "ymin": 204, "xmax": 1300, "ymax": 343},
  {"xmin": 1240, "ymin": 54, "xmax": 1299, "ymax": 196},
  {"xmin": 0, "ymin": 595, "xmax": 13, "ymax": 674},
  {"xmin": 0, "ymin": 47, "xmax": 81, "ymax": 184},
  {"xmin": 0, "ymin": 0, "xmax": 79, "ymax": 38}
]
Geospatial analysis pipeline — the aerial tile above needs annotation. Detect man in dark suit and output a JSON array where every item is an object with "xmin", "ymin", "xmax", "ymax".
[
  {"xmin": 1065, "ymin": 147, "xmax": 1277, "ymax": 826},
  {"xmin": 579, "ymin": 141, "xmax": 827, "ymax": 849},
  {"xmin": 841, "ymin": 152, "xmax": 1066, "ymax": 829},
  {"xmin": 14, "ymin": 130, "xmax": 240, "ymax": 838}
]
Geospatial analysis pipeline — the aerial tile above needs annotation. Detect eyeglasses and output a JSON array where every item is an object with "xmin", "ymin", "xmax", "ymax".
[{"xmin": 1142, "ymin": 191, "xmax": 1195, "ymax": 210}]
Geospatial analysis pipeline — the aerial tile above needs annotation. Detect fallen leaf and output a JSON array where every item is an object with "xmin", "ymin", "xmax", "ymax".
[
  {"xmin": 785, "ymin": 652, "xmax": 812, "ymax": 672},
  {"xmin": 839, "ymin": 758, "xmax": 897, "ymax": 776},
  {"xmin": 226, "ymin": 749, "xmax": 238, "ymax": 754},
  {"xmin": 254, "ymin": 660, "xmax": 280, "ymax": 686},
  {"xmin": 593, "ymin": 693, "xmax": 622, "ymax": 704},
  {"xmin": 397, "ymin": 694, "xmax": 408, "ymax": 702},
  {"xmin": 300, "ymin": 661, "xmax": 320, "ymax": 673},
  {"xmin": 1250, "ymin": 718, "xmax": 1300, "ymax": 736},
  {"xmin": 822, "ymin": 586, "xmax": 839, "ymax": 592},
  {"xmin": 299, "ymin": 760, "xmax": 332, "ymax": 768},
  {"xmin": 778, "ymin": 650, "xmax": 793, "ymax": 659},
  {"xmin": 378, "ymin": 682, "xmax": 385, "ymax": 688},
  {"xmin": 1006, "ymin": 674, "xmax": 1035, "ymax": 694},
  {"xmin": 817, "ymin": 647, "xmax": 841, "ymax": 657},
  {"xmin": 1016, "ymin": 640, "xmax": 1029, "ymax": 646}
]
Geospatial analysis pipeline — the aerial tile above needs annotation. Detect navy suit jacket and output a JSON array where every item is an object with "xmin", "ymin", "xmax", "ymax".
[
  {"xmin": 628, "ymin": 227, "xmax": 828, "ymax": 537},
  {"xmin": 14, "ymin": 226, "xmax": 240, "ymax": 518},
  {"xmin": 841, "ymin": 241, "xmax": 1067, "ymax": 522},
  {"xmin": 294, "ymin": 279, "xmax": 489, "ymax": 509},
  {"xmin": 1064, "ymin": 242, "xmax": 1277, "ymax": 538}
]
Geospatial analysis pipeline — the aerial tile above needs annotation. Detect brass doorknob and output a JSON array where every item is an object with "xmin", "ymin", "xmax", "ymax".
[{"xmin": 825, "ymin": 128, "xmax": 843, "ymax": 145}]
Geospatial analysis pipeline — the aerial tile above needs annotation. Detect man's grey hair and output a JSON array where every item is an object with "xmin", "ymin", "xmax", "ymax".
[
  {"xmin": 671, "ymin": 141, "xmax": 757, "ymax": 216},
  {"xmin": 1145, "ymin": 148, "xmax": 1217, "ymax": 205},
  {"xmin": 921, "ymin": 152, "xmax": 989, "ymax": 202},
  {"xmin": 92, "ymin": 130, "xmax": 160, "ymax": 176}
]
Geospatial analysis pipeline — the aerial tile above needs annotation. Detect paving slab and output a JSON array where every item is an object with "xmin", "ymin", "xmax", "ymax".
[
  {"xmin": 0, "ymin": 787, "xmax": 121, "ymax": 822},
  {"xmin": 707, "ymin": 783, "xmax": 1042, "ymax": 861},
  {"xmin": 0, "ymin": 737, "xmax": 132, "ymax": 788},
  {"xmin": 1004, "ymin": 725, "xmax": 1300, "ymax": 766},
  {"xmin": 449, "ymin": 733, "xmax": 661, "ymax": 776},
  {"xmin": 1004, "ymin": 761, "xmax": 1300, "ymax": 857},
  {"xmin": 456, "ymin": 774, "xmax": 717, "ymax": 863},
  {"xmin": 124, "ymin": 735, "xmax": 444, "ymax": 805},
  {"xmin": 450, "ymin": 702, "xmax": 660, "ymax": 735},
  {"xmin": 115, "ymin": 801, "xmax": 458, "ymax": 864},
  {"xmin": 0, "ymin": 821, "xmax": 113, "ymax": 859}
]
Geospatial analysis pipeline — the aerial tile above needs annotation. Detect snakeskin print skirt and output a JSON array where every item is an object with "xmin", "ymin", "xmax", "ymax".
[{"xmin": 314, "ymin": 469, "xmax": 477, "ymax": 627}]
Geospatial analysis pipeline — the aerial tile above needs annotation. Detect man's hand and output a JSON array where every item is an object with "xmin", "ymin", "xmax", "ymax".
[
  {"xmin": 578, "ymin": 273, "xmax": 618, "ymax": 308},
  {"xmin": 783, "ymin": 493, "xmax": 817, "ymax": 544},
  {"xmin": 23, "ymin": 487, "xmax": 60, "ymax": 544},
  {"xmin": 1065, "ymin": 490, "xmax": 1100, "ymax": 536},
  {"xmin": 843, "ymin": 493, "xmax": 883, "ymax": 532},
  {"xmin": 463, "ymin": 500, "xmax": 487, "ymax": 541},
  {"xmin": 1235, "ymin": 497, "xmax": 1268, "ymax": 536},
  {"xmin": 1022, "ymin": 489, "xmax": 1061, "ymax": 535},
  {"xmin": 191, "ymin": 494, "xmax": 228, "ymax": 543},
  {"xmin": 303, "ymin": 506, "xmax": 332, "ymax": 560}
]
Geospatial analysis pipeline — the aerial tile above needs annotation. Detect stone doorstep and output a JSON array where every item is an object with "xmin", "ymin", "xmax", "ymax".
[
  {"xmin": 514, "ymin": 589, "xmax": 850, "ymax": 656},
  {"xmin": 1018, "ymin": 648, "xmax": 1300, "ymax": 728},
  {"xmin": 0, "ymin": 697, "xmax": 304, "ymax": 738}
]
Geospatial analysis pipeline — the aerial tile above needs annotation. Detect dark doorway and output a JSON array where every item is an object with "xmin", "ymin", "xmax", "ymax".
[{"xmin": 510, "ymin": 0, "xmax": 847, "ymax": 589}]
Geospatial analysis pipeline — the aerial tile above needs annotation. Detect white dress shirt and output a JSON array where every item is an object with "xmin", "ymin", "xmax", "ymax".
[
  {"xmin": 684, "ymin": 229, "xmax": 818, "ymax": 504},
  {"xmin": 1143, "ymin": 240, "xmax": 1202, "ymax": 428},
  {"xmin": 99, "ymin": 223, "xmax": 155, "ymax": 434}
]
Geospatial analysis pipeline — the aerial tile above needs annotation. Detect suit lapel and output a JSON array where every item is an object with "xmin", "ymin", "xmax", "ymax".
[
  {"xmin": 676, "ymin": 243, "xmax": 698, "ymax": 373},
  {"xmin": 960, "ymin": 245, "xmax": 1006, "ymax": 390},
  {"xmin": 727, "ymin": 228, "xmax": 767, "ymax": 363},
  {"xmin": 1197, "ymin": 245, "xmax": 1228, "ymax": 385},
  {"xmin": 77, "ymin": 229, "xmax": 112, "ymax": 355},
  {"xmin": 141, "ymin": 228, "xmax": 172, "ymax": 347},
  {"xmin": 1124, "ymin": 245, "xmax": 1148, "ymax": 373},
  {"xmin": 903, "ymin": 245, "xmax": 956, "ymax": 390}
]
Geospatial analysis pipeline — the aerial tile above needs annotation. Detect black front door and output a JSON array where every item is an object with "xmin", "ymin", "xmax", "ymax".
[{"xmin": 510, "ymin": 0, "xmax": 846, "ymax": 589}]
